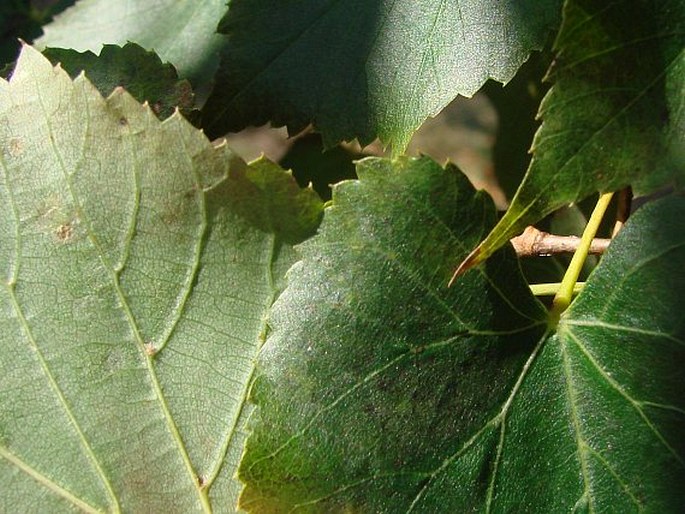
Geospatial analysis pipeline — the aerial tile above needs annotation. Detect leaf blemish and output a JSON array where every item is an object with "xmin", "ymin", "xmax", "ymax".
[
  {"xmin": 8, "ymin": 138, "xmax": 23, "ymax": 157},
  {"xmin": 55, "ymin": 222, "xmax": 74, "ymax": 243}
]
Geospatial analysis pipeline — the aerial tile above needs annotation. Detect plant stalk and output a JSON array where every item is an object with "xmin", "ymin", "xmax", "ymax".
[
  {"xmin": 530, "ymin": 282, "xmax": 584, "ymax": 297},
  {"xmin": 550, "ymin": 192, "xmax": 614, "ymax": 322}
]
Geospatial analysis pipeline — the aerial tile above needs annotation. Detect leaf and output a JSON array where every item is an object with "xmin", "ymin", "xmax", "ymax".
[
  {"xmin": 202, "ymin": 0, "xmax": 562, "ymax": 150},
  {"xmin": 44, "ymin": 43, "xmax": 195, "ymax": 120},
  {"xmin": 238, "ymin": 155, "xmax": 685, "ymax": 511},
  {"xmin": 35, "ymin": 0, "xmax": 228, "ymax": 93},
  {"xmin": 459, "ymin": 0, "xmax": 685, "ymax": 270},
  {"xmin": 238, "ymin": 156, "xmax": 547, "ymax": 510},
  {"xmin": 0, "ymin": 45, "xmax": 322, "ymax": 512},
  {"xmin": 541, "ymin": 196, "xmax": 685, "ymax": 511}
]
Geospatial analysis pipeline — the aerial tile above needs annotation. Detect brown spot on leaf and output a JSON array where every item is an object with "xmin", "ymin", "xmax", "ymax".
[
  {"xmin": 55, "ymin": 223, "xmax": 74, "ymax": 242},
  {"xmin": 9, "ymin": 138, "xmax": 23, "ymax": 157}
]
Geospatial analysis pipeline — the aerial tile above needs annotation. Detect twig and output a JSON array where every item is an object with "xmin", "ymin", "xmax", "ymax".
[{"xmin": 511, "ymin": 226, "xmax": 611, "ymax": 258}]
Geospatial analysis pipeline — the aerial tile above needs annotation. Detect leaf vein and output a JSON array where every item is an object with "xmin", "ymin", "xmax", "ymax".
[
  {"xmin": 406, "ymin": 331, "xmax": 548, "ymax": 512},
  {"xmin": 0, "ymin": 122, "xmax": 120, "ymax": 512},
  {"xmin": 595, "ymin": 240, "xmax": 685, "ymax": 320},
  {"xmin": 375, "ymin": 180, "xmax": 541, "ymax": 323},
  {"xmin": 584, "ymin": 445, "xmax": 644, "ymax": 511},
  {"xmin": 560, "ymin": 337, "xmax": 594, "ymax": 513},
  {"xmin": 565, "ymin": 327, "xmax": 685, "ymax": 467},
  {"xmin": 0, "ymin": 446, "xmax": 103, "ymax": 514},
  {"xmin": 36, "ymin": 78, "xmax": 210, "ymax": 512},
  {"xmin": 153, "ymin": 119, "xmax": 209, "ymax": 354},
  {"xmin": 563, "ymin": 319, "xmax": 684, "ymax": 347},
  {"xmin": 205, "ymin": 234, "xmax": 280, "ymax": 489}
]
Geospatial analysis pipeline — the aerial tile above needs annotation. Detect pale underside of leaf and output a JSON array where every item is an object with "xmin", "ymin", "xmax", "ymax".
[{"xmin": 0, "ymin": 45, "xmax": 321, "ymax": 513}]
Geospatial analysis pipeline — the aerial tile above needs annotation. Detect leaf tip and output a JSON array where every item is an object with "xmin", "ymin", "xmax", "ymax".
[{"xmin": 448, "ymin": 245, "xmax": 483, "ymax": 287}]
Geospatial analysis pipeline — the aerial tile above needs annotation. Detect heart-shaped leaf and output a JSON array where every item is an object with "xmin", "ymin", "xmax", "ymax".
[{"xmin": 239, "ymin": 156, "xmax": 685, "ymax": 511}]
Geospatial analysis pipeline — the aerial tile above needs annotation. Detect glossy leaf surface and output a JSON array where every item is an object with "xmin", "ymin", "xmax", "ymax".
[
  {"xmin": 0, "ymin": 46, "xmax": 322, "ymax": 512},
  {"xmin": 203, "ymin": 0, "xmax": 562, "ymax": 149},
  {"xmin": 239, "ymin": 156, "xmax": 685, "ymax": 512}
]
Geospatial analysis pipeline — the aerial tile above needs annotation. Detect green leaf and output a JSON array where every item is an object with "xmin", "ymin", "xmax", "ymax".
[
  {"xmin": 44, "ymin": 43, "xmax": 195, "ymax": 120},
  {"xmin": 35, "ymin": 0, "xmax": 228, "ymax": 93},
  {"xmin": 532, "ymin": 197, "xmax": 685, "ymax": 513},
  {"xmin": 0, "ymin": 45, "xmax": 322, "ymax": 512},
  {"xmin": 238, "ymin": 156, "xmax": 547, "ymax": 510},
  {"xmin": 238, "ymin": 155, "xmax": 685, "ymax": 511},
  {"xmin": 462, "ymin": 0, "xmax": 685, "ymax": 268},
  {"xmin": 203, "ymin": 0, "xmax": 562, "ymax": 150}
]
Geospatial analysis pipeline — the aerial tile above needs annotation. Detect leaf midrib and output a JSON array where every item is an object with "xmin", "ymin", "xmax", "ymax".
[{"xmin": 560, "ymin": 334, "xmax": 594, "ymax": 513}]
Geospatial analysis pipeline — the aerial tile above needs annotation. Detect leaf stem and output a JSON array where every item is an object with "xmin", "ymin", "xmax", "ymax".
[
  {"xmin": 530, "ymin": 282, "xmax": 584, "ymax": 297},
  {"xmin": 551, "ymin": 192, "xmax": 614, "ymax": 322}
]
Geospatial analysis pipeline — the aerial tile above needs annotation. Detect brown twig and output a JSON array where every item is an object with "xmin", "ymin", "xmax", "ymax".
[{"xmin": 511, "ymin": 226, "xmax": 611, "ymax": 258}]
